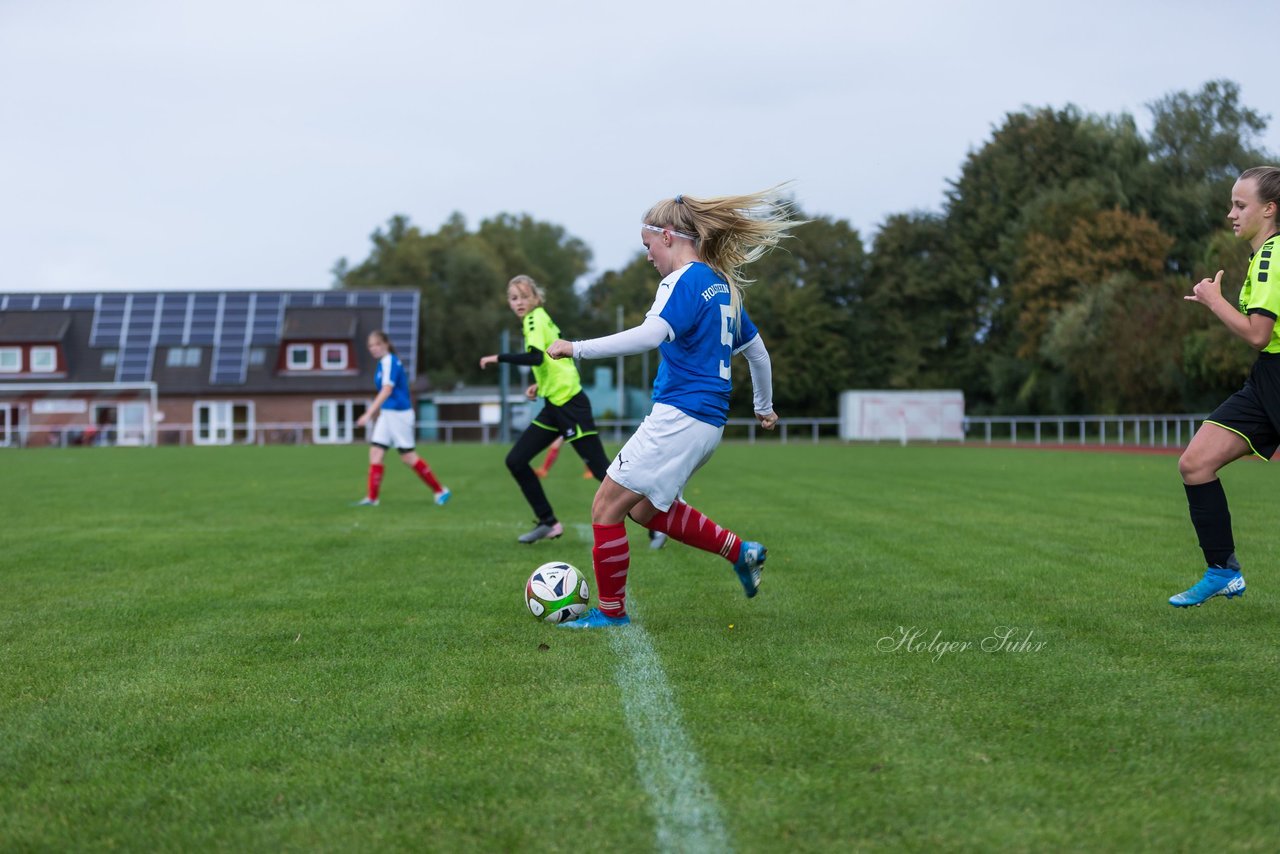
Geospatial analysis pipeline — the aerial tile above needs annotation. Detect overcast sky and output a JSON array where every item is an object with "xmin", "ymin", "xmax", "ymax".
[{"xmin": 2, "ymin": 0, "xmax": 1276, "ymax": 294}]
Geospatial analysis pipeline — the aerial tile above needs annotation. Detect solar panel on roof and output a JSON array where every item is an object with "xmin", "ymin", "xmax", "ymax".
[
  {"xmin": 156, "ymin": 293, "xmax": 190, "ymax": 344},
  {"xmin": 188, "ymin": 294, "xmax": 220, "ymax": 344},
  {"xmin": 6, "ymin": 295, "xmax": 36, "ymax": 311},
  {"xmin": 90, "ymin": 294, "xmax": 128, "ymax": 347},
  {"xmin": 210, "ymin": 293, "xmax": 253, "ymax": 384},
  {"xmin": 117, "ymin": 294, "xmax": 161, "ymax": 382},
  {"xmin": 211, "ymin": 345, "xmax": 250, "ymax": 384},
  {"xmin": 383, "ymin": 292, "xmax": 419, "ymax": 380},
  {"xmin": 250, "ymin": 293, "xmax": 283, "ymax": 344},
  {"xmin": 353, "ymin": 292, "xmax": 382, "ymax": 307},
  {"xmin": 67, "ymin": 295, "xmax": 97, "ymax": 310},
  {"xmin": 224, "ymin": 307, "xmax": 250, "ymax": 319}
]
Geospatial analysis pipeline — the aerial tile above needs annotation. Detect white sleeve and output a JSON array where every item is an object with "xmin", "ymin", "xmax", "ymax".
[
  {"xmin": 573, "ymin": 315, "xmax": 672, "ymax": 360},
  {"xmin": 738, "ymin": 334, "xmax": 774, "ymax": 414},
  {"xmin": 379, "ymin": 354, "xmax": 395, "ymax": 387}
]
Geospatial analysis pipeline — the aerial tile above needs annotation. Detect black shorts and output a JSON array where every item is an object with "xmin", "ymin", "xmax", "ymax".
[
  {"xmin": 531, "ymin": 390, "xmax": 600, "ymax": 442},
  {"xmin": 1206, "ymin": 353, "xmax": 1280, "ymax": 459}
]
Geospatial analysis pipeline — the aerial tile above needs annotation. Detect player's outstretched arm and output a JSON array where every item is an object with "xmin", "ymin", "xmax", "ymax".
[{"xmin": 557, "ymin": 316, "xmax": 671, "ymax": 361}]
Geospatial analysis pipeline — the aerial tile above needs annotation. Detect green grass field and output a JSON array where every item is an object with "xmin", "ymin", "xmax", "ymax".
[{"xmin": 3, "ymin": 442, "xmax": 1279, "ymax": 852}]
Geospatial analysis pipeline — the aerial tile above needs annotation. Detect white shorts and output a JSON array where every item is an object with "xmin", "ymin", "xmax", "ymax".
[
  {"xmin": 607, "ymin": 403, "xmax": 722, "ymax": 512},
  {"xmin": 370, "ymin": 408, "xmax": 416, "ymax": 451}
]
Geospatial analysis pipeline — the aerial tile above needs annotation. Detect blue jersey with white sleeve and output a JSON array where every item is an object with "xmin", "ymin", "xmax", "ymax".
[
  {"xmin": 646, "ymin": 262, "xmax": 760, "ymax": 427},
  {"xmin": 375, "ymin": 352, "xmax": 413, "ymax": 411}
]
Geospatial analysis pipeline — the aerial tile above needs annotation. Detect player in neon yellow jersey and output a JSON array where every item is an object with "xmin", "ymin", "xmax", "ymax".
[
  {"xmin": 1174, "ymin": 166, "xmax": 1280, "ymax": 606},
  {"xmin": 480, "ymin": 275, "xmax": 612, "ymax": 544}
]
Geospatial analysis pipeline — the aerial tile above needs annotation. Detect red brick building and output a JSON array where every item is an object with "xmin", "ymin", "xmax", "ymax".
[{"xmin": 0, "ymin": 290, "xmax": 420, "ymax": 447}]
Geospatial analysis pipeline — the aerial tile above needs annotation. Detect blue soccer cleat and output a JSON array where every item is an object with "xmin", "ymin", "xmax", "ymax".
[
  {"xmin": 559, "ymin": 608, "xmax": 631, "ymax": 629},
  {"xmin": 434, "ymin": 488, "xmax": 452, "ymax": 506},
  {"xmin": 1169, "ymin": 567, "xmax": 1246, "ymax": 607},
  {"xmin": 733, "ymin": 541, "xmax": 767, "ymax": 598}
]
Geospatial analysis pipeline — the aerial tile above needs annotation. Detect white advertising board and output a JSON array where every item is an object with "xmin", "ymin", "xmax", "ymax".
[
  {"xmin": 32, "ymin": 400, "xmax": 89, "ymax": 415},
  {"xmin": 839, "ymin": 390, "xmax": 965, "ymax": 442}
]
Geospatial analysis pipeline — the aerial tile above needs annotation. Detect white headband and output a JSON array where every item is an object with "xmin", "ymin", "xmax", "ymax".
[{"xmin": 641, "ymin": 223, "xmax": 698, "ymax": 242}]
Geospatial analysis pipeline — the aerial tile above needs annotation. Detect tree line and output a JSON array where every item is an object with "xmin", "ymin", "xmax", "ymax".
[{"xmin": 334, "ymin": 80, "xmax": 1274, "ymax": 417}]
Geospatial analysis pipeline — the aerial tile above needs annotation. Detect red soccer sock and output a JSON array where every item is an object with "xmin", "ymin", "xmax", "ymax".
[
  {"xmin": 592, "ymin": 523, "xmax": 630, "ymax": 617},
  {"xmin": 542, "ymin": 443, "xmax": 561, "ymax": 472},
  {"xmin": 367, "ymin": 463, "xmax": 385, "ymax": 501},
  {"xmin": 645, "ymin": 501, "xmax": 742, "ymax": 563},
  {"xmin": 412, "ymin": 458, "xmax": 444, "ymax": 493}
]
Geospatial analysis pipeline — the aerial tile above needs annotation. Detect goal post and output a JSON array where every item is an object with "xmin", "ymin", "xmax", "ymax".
[
  {"xmin": 838, "ymin": 390, "xmax": 965, "ymax": 443},
  {"xmin": 0, "ymin": 382, "xmax": 159, "ymax": 447}
]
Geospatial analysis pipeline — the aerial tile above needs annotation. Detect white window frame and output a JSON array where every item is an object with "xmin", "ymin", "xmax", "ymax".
[
  {"xmin": 287, "ymin": 344, "xmax": 314, "ymax": 370},
  {"xmin": 320, "ymin": 343, "xmax": 348, "ymax": 371},
  {"xmin": 166, "ymin": 347, "xmax": 202, "ymax": 368},
  {"xmin": 30, "ymin": 346, "xmax": 57, "ymax": 373},
  {"xmin": 194, "ymin": 400, "xmax": 256, "ymax": 445},
  {"xmin": 0, "ymin": 347, "xmax": 20, "ymax": 373},
  {"xmin": 313, "ymin": 399, "xmax": 366, "ymax": 444}
]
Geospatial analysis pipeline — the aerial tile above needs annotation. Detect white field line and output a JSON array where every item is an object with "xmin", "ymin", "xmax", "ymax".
[{"xmin": 607, "ymin": 601, "xmax": 732, "ymax": 853}]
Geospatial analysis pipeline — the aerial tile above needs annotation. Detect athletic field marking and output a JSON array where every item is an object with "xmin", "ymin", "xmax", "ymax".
[
  {"xmin": 572, "ymin": 522, "xmax": 593, "ymax": 542},
  {"xmin": 607, "ymin": 600, "xmax": 731, "ymax": 853}
]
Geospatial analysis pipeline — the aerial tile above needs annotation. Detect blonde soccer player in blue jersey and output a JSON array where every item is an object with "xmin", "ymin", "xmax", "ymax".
[
  {"xmin": 1173, "ymin": 166, "xmax": 1280, "ymax": 606},
  {"xmin": 546, "ymin": 187, "xmax": 804, "ymax": 628},
  {"xmin": 480, "ymin": 275, "xmax": 613, "ymax": 544}
]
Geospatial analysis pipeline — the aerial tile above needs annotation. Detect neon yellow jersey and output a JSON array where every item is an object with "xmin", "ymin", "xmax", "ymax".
[
  {"xmin": 523, "ymin": 306, "xmax": 582, "ymax": 406},
  {"xmin": 1239, "ymin": 234, "xmax": 1280, "ymax": 353}
]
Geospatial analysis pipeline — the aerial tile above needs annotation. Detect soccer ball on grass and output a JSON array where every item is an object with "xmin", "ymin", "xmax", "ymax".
[{"xmin": 526, "ymin": 561, "xmax": 589, "ymax": 624}]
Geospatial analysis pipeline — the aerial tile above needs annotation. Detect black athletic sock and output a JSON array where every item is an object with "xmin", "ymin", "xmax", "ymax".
[{"xmin": 1184, "ymin": 479, "xmax": 1237, "ymax": 569}]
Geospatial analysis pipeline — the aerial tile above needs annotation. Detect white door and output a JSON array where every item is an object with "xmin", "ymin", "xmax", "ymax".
[
  {"xmin": 117, "ymin": 403, "xmax": 150, "ymax": 446},
  {"xmin": 195, "ymin": 402, "xmax": 254, "ymax": 445},
  {"xmin": 0, "ymin": 404, "xmax": 15, "ymax": 446},
  {"xmin": 313, "ymin": 400, "xmax": 365, "ymax": 444}
]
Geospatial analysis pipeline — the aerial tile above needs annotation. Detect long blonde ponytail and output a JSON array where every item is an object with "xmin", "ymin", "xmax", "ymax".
[{"xmin": 642, "ymin": 183, "xmax": 806, "ymax": 319}]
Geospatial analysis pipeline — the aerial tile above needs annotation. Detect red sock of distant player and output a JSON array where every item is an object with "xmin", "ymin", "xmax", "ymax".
[
  {"xmin": 592, "ymin": 523, "xmax": 630, "ymax": 617},
  {"xmin": 412, "ymin": 458, "xmax": 443, "ymax": 493},
  {"xmin": 367, "ymin": 463, "xmax": 385, "ymax": 501},
  {"xmin": 645, "ymin": 501, "xmax": 742, "ymax": 563},
  {"xmin": 542, "ymin": 442, "xmax": 561, "ymax": 472}
]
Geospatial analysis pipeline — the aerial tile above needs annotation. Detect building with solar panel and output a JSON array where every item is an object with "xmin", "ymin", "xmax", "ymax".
[{"xmin": 0, "ymin": 290, "xmax": 420, "ymax": 447}]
